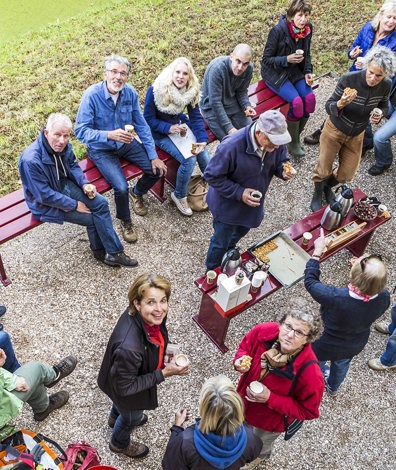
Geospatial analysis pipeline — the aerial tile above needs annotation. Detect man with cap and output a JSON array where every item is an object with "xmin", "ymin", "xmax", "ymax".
[{"xmin": 204, "ymin": 110, "xmax": 296, "ymax": 270}]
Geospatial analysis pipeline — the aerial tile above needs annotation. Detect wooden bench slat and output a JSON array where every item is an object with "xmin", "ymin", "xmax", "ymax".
[
  {"xmin": 0, "ymin": 213, "xmax": 42, "ymax": 245},
  {"xmin": 0, "ymin": 189, "xmax": 25, "ymax": 212}
]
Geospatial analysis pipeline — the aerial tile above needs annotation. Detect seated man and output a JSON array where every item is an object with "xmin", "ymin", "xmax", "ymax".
[
  {"xmin": 0, "ymin": 348, "xmax": 77, "ymax": 423},
  {"xmin": 19, "ymin": 113, "xmax": 137, "ymax": 268},
  {"xmin": 75, "ymin": 54, "xmax": 167, "ymax": 243},
  {"xmin": 200, "ymin": 44, "xmax": 256, "ymax": 141}
]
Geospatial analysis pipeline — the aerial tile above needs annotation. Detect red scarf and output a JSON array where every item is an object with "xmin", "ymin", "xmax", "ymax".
[
  {"xmin": 288, "ymin": 20, "xmax": 311, "ymax": 40},
  {"xmin": 348, "ymin": 283, "xmax": 372, "ymax": 302},
  {"xmin": 144, "ymin": 323, "xmax": 165, "ymax": 369}
]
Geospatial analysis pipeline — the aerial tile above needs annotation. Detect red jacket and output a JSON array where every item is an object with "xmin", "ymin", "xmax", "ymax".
[{"xmin": 234, "ymin": 323, "xmax": 324, "ymax": 432}]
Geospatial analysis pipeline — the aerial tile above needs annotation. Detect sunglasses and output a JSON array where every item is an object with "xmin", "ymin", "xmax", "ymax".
[{"xmin": 360, "ymin": 254, "xmax": 382, "ymax": 271}]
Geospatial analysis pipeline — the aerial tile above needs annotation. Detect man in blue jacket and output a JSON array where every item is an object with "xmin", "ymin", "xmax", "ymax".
[
  {"xmin": 19, "ymin": 113, "xmax": 137, "ymax": 268},
  {"xmin": 75, "ymin": 54, "xmax": 167, "ymax": 243},
  {"xmin": 204, "ymin": 110, "xmax": 295, "ymax": 270}
]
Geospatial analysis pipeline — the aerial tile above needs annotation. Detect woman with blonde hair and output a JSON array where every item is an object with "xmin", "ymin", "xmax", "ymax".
[
  {"xmin": 304, "ymin": 229, "xmax": 390, "ymax": 397},
  {"xmin": 144, "ymin": 57, "xmax": 210, "ymax": 216},
  {"xmin": 162, "ymin": 375, "xmax": 262, "ymax": 469}
]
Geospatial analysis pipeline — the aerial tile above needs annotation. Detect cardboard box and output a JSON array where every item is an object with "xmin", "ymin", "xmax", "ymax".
[{"xmin": 215, "ymin": 274, "xmax": 251, "ymax": 312}]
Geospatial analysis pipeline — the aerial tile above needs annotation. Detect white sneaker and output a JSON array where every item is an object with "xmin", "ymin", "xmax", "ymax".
[{"xmin": 171, "ymin": 192, "xmax": 192, "ymax": 216}]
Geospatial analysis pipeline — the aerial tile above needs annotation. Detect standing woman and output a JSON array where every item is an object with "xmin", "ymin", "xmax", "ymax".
[
  {"xmin": 144, "ymin": 57, "xmax": 210, "ymax": 216},
  {"xmin": 98, "ymin": 274, "xmax": 190, "ymax": 459},
  {"xmin": 261, "ymin": 0, "xmax": 315, "ymax": 157}
]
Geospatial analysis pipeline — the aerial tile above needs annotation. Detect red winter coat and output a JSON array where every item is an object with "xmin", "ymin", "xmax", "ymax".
[{"xmin": 234, "ymin": 323, "xmax": 324, "ymax": 432}]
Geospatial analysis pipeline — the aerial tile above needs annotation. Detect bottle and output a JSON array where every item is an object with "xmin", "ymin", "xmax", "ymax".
[
  {"xmin": 320, "ymin": 200, "xmax": 343, "ymax": 230},
  {"xmin": 335, "ymin": 185, "xmax": 354, "ymax": 217}
]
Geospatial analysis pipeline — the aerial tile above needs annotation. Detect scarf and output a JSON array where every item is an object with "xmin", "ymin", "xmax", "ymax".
[
  {"xmin": 152, "ymin": 77, "xmax": 200, "ymax": 115},
  {"xmin": 288, "ymin": 20, "xmax": 311, "ymax": 40},
  {"xmin": 193, "ymin": 421, "xmax": 247, "ymax": 469},
  {"xmin": 348, "ymin": 283, "xmax": 373, "ymax": 303},
  {"xmin": 143, "ymin": 323, "xmax": 165, "ymax": 369},
  {"xmin": 259, "ymin": 340, "xmax": 302, "ymax": 381}
]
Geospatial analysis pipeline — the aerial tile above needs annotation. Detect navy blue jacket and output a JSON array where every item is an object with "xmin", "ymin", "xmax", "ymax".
[
  {"xmin": 204, "ymin": 124, "xmax": 288, "ymax": 228},
  {"xmin": 18, "ymin": 131, "xmax": 88, "ymax": 224}
]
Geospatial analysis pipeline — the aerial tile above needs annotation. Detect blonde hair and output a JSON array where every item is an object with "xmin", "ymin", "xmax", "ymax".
[
  {"xmin": 155, "ymin": 57, "xmax": 200, "ymax": 107},
  {"xmin": 372, "ymin": 1, "xmax": 396, "ymax": 30},
  {"xmin": 128, "ymin": 274, "xmax": 171, "ymax": 315},
  {"xmin": 349, "ymin": 255, "xmax": 387, "ymax": 296},
  {"xmin": 198, "ymin": 375, "xmax": 244, "ymax": 436}
]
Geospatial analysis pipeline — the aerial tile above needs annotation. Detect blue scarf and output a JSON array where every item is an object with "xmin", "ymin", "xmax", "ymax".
[{"xmin": 193, "ymin": 421, "xmax": 247, "ymax": 469}]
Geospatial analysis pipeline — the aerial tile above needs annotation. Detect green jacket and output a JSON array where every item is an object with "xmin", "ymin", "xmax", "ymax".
[{"xmin": 0, "ymin": 368, "xmax": 23, "ymax": 427}]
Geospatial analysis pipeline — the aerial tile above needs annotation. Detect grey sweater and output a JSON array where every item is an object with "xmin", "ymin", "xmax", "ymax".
[
  {"xmin": 325, "ymin": 70, "xmax": 391, "ymax": 136},
  {"xmin": 200, "ymin": 56, "xmax": 253, "ymax": 133}
]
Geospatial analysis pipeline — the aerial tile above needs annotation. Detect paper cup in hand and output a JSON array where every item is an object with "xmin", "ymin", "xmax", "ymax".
[
  {"xmin": 175, "ymin": 354, "xmax": 189, "ymax": 367},
  {"xmin": 250, "ymin": 190, "xmax": 262, "ymax": 200},
  {"xmin": 249, "ymin": 381, "xmax": 264, "ymax": 394},
  {"xmin": 371, "ymin": 108, "xmax": 383, "ymax": 119},
  {"xmin": 179, "ymin": 125, "xmax": 188, "ymax": 137},
  {"xmin": 85, "ymin": 184, "xmax": 95, "ymax": 199},
  {"xmin": 296, "ymin": 49, "xmax": 304, "ymax": 55}
]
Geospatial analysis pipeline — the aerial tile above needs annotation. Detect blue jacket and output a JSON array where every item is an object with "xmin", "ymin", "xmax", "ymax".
[
  {"xmin": 18, "ymin": 131, "xmax": 88, "ymax": 224},
  {"xmin": 143, "ymin": 86, "xmax": 208, "ymax": 143},
  {"xmin": 75, "ymin": 81, "xmax": 157, "ymax": 159},
  {"xmin": 203, "ymin": 124, "xmax": 288, "ymax": 228},
  {"xmin": 348, "ymin": 22, "xmax": 396, "ymax": 71}
]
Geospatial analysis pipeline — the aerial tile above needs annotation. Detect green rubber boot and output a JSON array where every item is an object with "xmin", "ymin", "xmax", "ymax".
[{"xmin": 287, "ymin": 119, "xmax": 305, "ymax": 157}]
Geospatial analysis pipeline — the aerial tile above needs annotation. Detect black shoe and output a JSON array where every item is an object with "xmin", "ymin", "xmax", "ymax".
[
  {"xmin": 108, "ymin": 413, "xmax": 148, "ymax": 428},
  {"xmin": 48, "ymin": 356, "xmax": 78, "ymax": 388},
  {"xmin": 368, "ymin": 164, "xmax": 390, "ymax": 176},
  {"xmin": 92, "ymin": 250, "xmax": 105, "ymax": 262},
  {"xmin": 0, "ymin": 306, "xmax": 6, "ymax": 318},
  {"xmin": 33, "ymin": 390, "xmax": 69, "ymax": 421},
  {"xmin": 104, "ymin": 252, "xmax": 138, "ymax": 267},
  {"xmin": 303, "ymin": 129, "xmax": 321, "ymax": 145}
]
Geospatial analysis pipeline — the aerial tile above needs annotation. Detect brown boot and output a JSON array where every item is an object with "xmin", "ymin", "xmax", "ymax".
[
  {"xmin": 109, "ymin": 440, "xmax": 149, "ymax": 458},
  {"xmin": 120, "ymin": 220, "xmax": 138, "ymax": 243},
  {"xmin": 33, "ymin": 390, "xmax": 69, "ymax": 421}
]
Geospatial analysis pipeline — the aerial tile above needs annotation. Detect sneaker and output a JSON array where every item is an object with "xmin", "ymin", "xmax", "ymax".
[
  {"xmin": 368, "ymin": 164, "xmax": 390, "ymax": 176},
  {"xmin": 120, "ymin": 220, "xmax": 138, "ymax": 243},
  {"xmin": 104, "ymin": 252, "xmax": 138, "ymax": 268},
  {"xmin": 108, "ymin": 413, "xmax": 148, "ymax": 428},
  {"xmin": 375, "ymin": 321, "xmax": 391, "ymax": 335},
  {"xmin": 171, "ymin": 192, "xmax": 192, "ymax": 216},
  {"xmin": 130, "ymin": 189, "xmax": 148, "ymax": 216},
  {"xmin": 325, "ymin": 380, "xmax": 338, "ymax": 398},
  {"xmin": 109, "ymin": 440, "xmax": 149, "ymax": 459},
  {"xmin": 368, "ymin": 358, "xmax": 396, "ymax": 371},
  {"xmin": 47, "ymin": 356, "xmax": 78, "ymax": 388},
  {"xmin": 34, "ymin": 390, "xmax": 69, "ymax": 421}
]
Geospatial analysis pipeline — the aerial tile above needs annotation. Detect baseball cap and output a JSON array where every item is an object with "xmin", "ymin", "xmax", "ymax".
[{"xmin": 257, "ymin": 110, "xmax": 291, "ymax": 145}]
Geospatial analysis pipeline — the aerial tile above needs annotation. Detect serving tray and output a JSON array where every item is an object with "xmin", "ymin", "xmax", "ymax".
[{"xmin": 248, "ymin": 231, "xmax": 310, "ymax": 288}]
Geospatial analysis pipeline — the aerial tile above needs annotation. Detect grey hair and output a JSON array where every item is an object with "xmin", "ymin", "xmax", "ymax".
[
  {"xmin": 363, "ymin": 45, "xmax": 396, "ymax": 77},
  {"xmin": 372, "ymin": 1, "xmax": 396, "ymax": 30},
  {"xmin": 104, "ymin": 54, "xmax": 131, "ymax": 74},
  {"xmin": 46, "ymin": 113, "xmax": 72, "ymax": 132},
  {"xmin": 279, "ymin": 308, "xmax": 323, "ymax": 343}
]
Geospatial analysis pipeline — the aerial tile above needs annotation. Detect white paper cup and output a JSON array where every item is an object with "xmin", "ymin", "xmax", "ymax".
[
  {"xmin": 84, "ymin": 184, "xmax": 95, "ymax": 199},
  {"xmin": 252, "ymin": 271, "xmax": 267, "ymax": 285},
  {"xmin": 296, "ymin": 49, "xmax": 304, "ymax": 55},
  {"xmin": 125, "ymin": 124, "xmax": 135, "ymax": 134},
  {"xmin": 249, "ymin": 381, "xmax": 264, "ymax": 394},
  {"xmin": 206, "ymin": 270, "xmax": 217, "ymax": 284},
  {"xmin": 175, "ymin": 353, "xmax": 189, "ymax": 367},
  {"xmin": 250, "ymin": 190, "xmax": 262, "ymax": 200},
  {"xmin": 378, "ymin": 204, "xmax": 387, "ymax": 216},
  {"xmin": 217, "ymin": 273, "xmax": 228, "ymax": 286},
  {"xmin": 302, "ymin": 232, "xmax": 313, "ymax": 246},
  {"xmin": 371, "ymin": 108, "xmax": 383, "ymax": 119}
]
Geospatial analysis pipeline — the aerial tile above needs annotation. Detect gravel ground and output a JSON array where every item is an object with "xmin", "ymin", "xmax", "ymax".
[{"xmin": 1, "ymin": 76, "xmax": 395, "ymax": 470}]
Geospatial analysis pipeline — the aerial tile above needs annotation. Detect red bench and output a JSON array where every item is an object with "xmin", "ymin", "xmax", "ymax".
[
  {"xmin": 0, "ymin": 156, "xmax": 166, "ymax": 286},
  {"xmin": 192, "ymin": 189, "xmax": 391, "ymax": 353}
]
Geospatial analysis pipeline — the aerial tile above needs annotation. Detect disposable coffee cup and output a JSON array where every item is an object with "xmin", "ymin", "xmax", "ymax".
[
  {"xmin": 302, "ymin": 232, "xmax": 312, "ymax": 246},
  {"xmin": 84, "ymin": 184, "xmax": 95, "ymax": 199},
  {"xmin": 371, "ymin": 108, "xmax": 383, "ymax": 119},
  {"xmin": 179, "ymin": 125, "xmax": 187, "ymax": 137},
  {"xmin": 235, "ymin": 270, "xmax": 245, "ymax": 285},
  {"xmin": 355, "ymin": 57, "xmax": 364, "ymax": 68},
  {"xmin": 249, "ymin": 381, "xmax": 264, "ymax": 394},
  {"xmin": 206, "ymin": 270, "xmax": 217, "ymax": 284},
  {"xmin": 378, "ymin": 204, "xmax": 387, "ymax": 216},
  {"xmin": 175, "ymin": 353, "xmax": 189, "ymax": 367},
  {"xmin": 250, "ymin": 190, "xmax": 262, "ymax": 200},
  {"xmin": 296, "ymin": 49, "xmax": 304, "ymax": 55},
  {"xmin": 307, "ymin": 74, "xmax": 315, "ymax": 86},
  {"xmin": 217, "ymin": 273, "xmax": 228, "ymax": 286},
  {"xmin": 125, "ymin": 124, "xmax": 135, "ymax": 134},
  {"xmin": 164, "ymin": 343, "xmax": 180, "ymax": 363}
]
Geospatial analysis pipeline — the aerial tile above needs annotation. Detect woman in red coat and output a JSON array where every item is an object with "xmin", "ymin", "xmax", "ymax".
[{"xmin": 234, "ymin": 309, "xmax": 324, "ymax": 463}]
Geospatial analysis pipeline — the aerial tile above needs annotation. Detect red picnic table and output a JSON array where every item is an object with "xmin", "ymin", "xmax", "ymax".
[{"xmin": 193, "ymin": 189, "xmax": 391, "ymax": 353}]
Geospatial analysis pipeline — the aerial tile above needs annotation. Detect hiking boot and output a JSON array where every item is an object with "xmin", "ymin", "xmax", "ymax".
[
  {"xmin": 108, "ymin": 413, "xmax": 148, "ymax": 428},
  {"xmin": 120, "ymin": 220, "xmax": 138, "ymax": 243},
  {"xmin": 48, "ymin": 356, "xmax": 78, "ymax": 388},
  {"xmin": 104, "ymin": 252, "xmax": 138, "ymax": 268},
  {"xmin": 375, "ymin": 321, "xmax": 391, "ymax": 335},
  {"xmin": 368, "ymin": 164, "xmax": 390, "ymax": 176},
  {"xmin": 303, "ymin": 128, "xmax": 321, "ymax": 145},
  {"xmin": 171, "ymin": 192, "xmax": 192, "ymax": 216},
  {"xmin": 33, "ymin": 390, "xmax": 69, "ymax": 421},
  {"xmin": 368, "ymin": 358, "xmax": 396, "ymax": 371},
  {"xmin": 130, "ymin": 189, "xmax": 148, "ymax": 216},
  {"xmin": 109, "ymin": 440, "xmax": 149, "ymax": 459},
  {"xmin": 310, "ymin": 181, "xmax": 325, "ymax": 212}
]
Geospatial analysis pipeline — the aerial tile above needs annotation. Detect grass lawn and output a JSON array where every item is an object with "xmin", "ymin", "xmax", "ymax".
[{"xmin": 0, "ymin": 0, "xmax": 382, "ymax": 195}]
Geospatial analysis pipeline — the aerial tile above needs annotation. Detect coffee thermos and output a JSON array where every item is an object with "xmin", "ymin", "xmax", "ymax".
[
  {"xmin": 320, "ymin": 200, "xmax": 343, "ymax": 230},
  {"xmin": 335, "ymin": 185, "xmax": 354, "ymax": 217}
]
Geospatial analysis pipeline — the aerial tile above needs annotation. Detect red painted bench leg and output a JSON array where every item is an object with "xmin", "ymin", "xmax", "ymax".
[
  {"xmin": 149, "ymin": 176, "xmax": 166, "ymax": 203},
  {"xmin": 192, "ymin": 293, "xmax": 230, "ymax": 353},
  {"xmin": 0, "ymin": 255, "xmax": 12, "ymax": 286},
  {"xmin": 164, "ymin": 158, "xmax": 180, "ymax": 189},
  {"xmin": 346, "ymin": 231, "xmax": 374, "ymax": 257}
]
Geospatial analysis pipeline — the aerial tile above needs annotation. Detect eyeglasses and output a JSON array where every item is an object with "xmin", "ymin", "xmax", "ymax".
[
  {"xmin": 106, "ymin": 69, "xmax": 129, "ymax": 78},
  {"xmin": 281, "ymin": 322, "xmax": 309, "ymax": 339},
  {"xmin": 360, "ymin": 254, "xmax": 382, "ymax": 271}
]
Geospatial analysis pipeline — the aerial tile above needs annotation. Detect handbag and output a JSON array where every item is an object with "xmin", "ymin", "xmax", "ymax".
[
  {"xmin": 63, "ymin": 441, "xmax": 101, "ymax": 470},
  {"xmin": 187, "ymin": 175, "xmax": 208, "ymax": 212}
]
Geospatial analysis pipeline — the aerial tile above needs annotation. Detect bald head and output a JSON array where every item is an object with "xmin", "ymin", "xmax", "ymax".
[
  {"xmin": 230, "ymin": 44, "xmax": 252, "ymax": 76},
  {"xmin": 233, "ymin": 43, "xmax": 252, "ymax": 57}
]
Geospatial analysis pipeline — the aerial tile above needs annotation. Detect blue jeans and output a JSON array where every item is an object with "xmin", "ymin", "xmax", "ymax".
[
  {"xmin": 205, "ymin": 219, "xmax": 250, "ymax": 270},
  {"xmin": 110, "ymin": 403, "xmax": 144, "ymax": 448},
  {"xmin": 380, "ymin": 303, "xmax": 396, "ymax": 366},
  {"xmin": 155, "ymin": 136, "xmax": 210, "ymax": 198},
  {"xmin": 0, "ymin": 330, "xmax": 20, "ymax": 372},
  {"xmin": 202, "ymin": 109, "xmax": 251, "ymax": 141},
  {"xmin": 61, "ymin": 179, "xmax": 123, "ymax": 255},
  {"xmin": 373, "ymin": 103, "xmax": 396, "ymax": 169},
  {"xmin": 319, "ymin": 358, "xmax": 352, "ymax": 392},
  {"xmin": 89, "ymin": 140, "xmax": 160, "ymax": 221}
]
